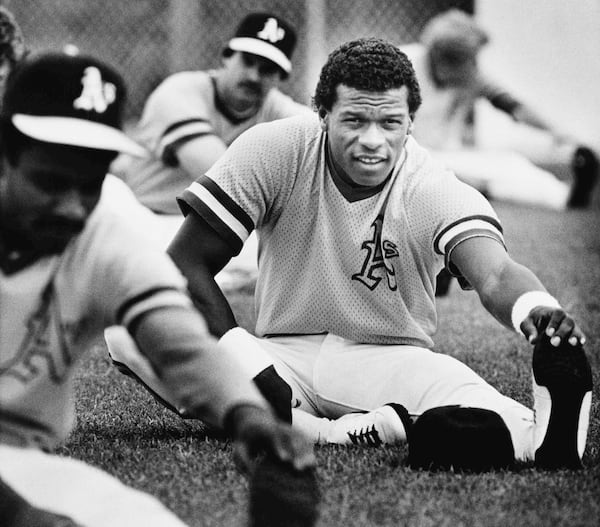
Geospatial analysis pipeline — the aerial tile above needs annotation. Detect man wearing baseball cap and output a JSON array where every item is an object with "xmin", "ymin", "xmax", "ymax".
[
  {"xmin": 117, "ymin": 12, "xmax": 311, "ymax": 216},
  {"xmin": 0, "ymin": 51, "xmax": 316, "ymax": 526}
]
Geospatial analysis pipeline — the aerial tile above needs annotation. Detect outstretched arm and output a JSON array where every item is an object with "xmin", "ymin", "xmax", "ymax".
[
  {"xmin": 130, "ymin": 305, "xmax": 315, "ymax": 472},
  {"xmin": 479, "ymin": 79, "xmax": 573, "ymax": 145},
  {"xmin": 450, "ymin": 236, "xmax": 586, "ymax": 346}
]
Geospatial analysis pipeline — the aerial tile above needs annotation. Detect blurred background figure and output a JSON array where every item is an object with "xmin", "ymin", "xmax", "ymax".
[
  {"xmin": 0, "ymin": 50, "xmax": 315, "ymax": 527},
  {"xmin": 110, "ymin": 12, "xmax": 311, "ymax": 290},
  {"xmin": 0, "ymin": 5, "xmax": 26, "ymax": 96},
  {"xmin": 116, "ymin": 11, "xmax": 310, "ymax": 216},
  {"xmin": 402, "ymin": 8, "xmax": 598, "ymax": 211}
]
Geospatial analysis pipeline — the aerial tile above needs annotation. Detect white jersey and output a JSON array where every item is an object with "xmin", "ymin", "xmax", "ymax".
[
  {"xmin": 0, "ymin": 176, "xmax": 265, "ymax": 450},
  {"xmin": 123, "ymin": 70, "xmax": 312, "ymax": 214},
  {"xmin": 179, "ymin": 114, "xmax": 504, "ymax": 347}
]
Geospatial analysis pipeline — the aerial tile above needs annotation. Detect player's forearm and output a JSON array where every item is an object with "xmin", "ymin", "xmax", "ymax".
[
  {"xmin": 132, "ymin": 306, "xmax": 267, "ymax": 426},
  {"xmin": 477, "ymin": 259, "xmax": 548, "ymax": 331},
  {"xmin": 511, "ymin": 105, "xmax": 557, "ymax": 135}
]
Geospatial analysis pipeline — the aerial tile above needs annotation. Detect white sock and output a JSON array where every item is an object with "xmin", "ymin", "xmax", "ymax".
[{"xmin": 292, "ymin": 409, "xmax": 334, "ymax": 444}]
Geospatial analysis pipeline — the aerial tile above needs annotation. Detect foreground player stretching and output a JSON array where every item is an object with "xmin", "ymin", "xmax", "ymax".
[
  {"xmin": 0, "ymin": 52, "xmax": 315, "ymax": 526},
  {"xmin": 116, "ymin": 38, "xmax": 592, "ymax": 471}
]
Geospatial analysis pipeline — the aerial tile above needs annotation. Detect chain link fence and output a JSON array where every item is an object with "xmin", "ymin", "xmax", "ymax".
[{"xmin": 3, "ymin": 0, "xmax": 472, "ymax": 121}]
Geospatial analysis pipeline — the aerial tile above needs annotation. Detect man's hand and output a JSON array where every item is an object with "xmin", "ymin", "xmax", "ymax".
[
  {"xmin": 226, "ymin": 405, "xmax": 321, "ymax": 527},
  {"xmin": 226, "ymin": 404, "xmax": 315, "ymax": 473},
  {"xmin": 520, "ymin": 306, "xmax": 586, "ymax": 347}
]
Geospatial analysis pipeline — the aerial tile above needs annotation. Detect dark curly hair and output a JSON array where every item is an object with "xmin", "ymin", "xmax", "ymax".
[
  {"xmin": 313, "ymin": 38, "xmax": 421, "ymax": 119},
  {"xmin": 0, "ymin": 6, "xmax": 25, "ymax": 67}
]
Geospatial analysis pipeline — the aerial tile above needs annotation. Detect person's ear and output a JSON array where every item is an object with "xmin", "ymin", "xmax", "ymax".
[{"xmin": 318, "ymin": 108, "xmax": 328, "ymax": 131}]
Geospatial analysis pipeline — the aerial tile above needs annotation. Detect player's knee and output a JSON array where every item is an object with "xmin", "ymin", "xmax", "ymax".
[
  {"xmin": 253, "ymin": 365, "xmax": 293, "ymax": 424},
  {"xmin": 407, "ymin": 406, "xmax": 515, "ymax": 472}
]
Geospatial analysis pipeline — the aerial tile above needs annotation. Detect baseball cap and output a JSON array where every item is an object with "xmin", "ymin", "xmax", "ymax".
[
  {"xmin": 226, "ymin": 13, "xmax": 296, "ymax": 75},
  {"xmin": 1, "ymin": 51, "xmax": 146, "ymax": 156}
]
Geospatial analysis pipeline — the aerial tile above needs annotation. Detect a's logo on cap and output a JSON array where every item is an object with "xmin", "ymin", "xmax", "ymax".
[
  {"xmin": 73, "ymin": 66, "xmax": 116, "ymax": 114},
  {"xmin": 257, "ymin": 17, "xmax": 285, "ymax": 43}
]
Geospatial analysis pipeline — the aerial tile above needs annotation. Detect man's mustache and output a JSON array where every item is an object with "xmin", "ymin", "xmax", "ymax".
[{"xmin": 238, "ymin": 81, "xmax": 261, "ymax": 94}]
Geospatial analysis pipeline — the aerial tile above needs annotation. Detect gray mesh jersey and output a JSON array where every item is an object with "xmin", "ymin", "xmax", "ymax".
[
  {"xmin": 179, "ymin": 114, "xmax": 505, "ymax": 347},
  {"xmin": 0, "ymin": 180, "xmax": 191, "ymax": 449},
  {"xmin": 123, "ymin": 70, "xmax": 311, "ymax": 213}
]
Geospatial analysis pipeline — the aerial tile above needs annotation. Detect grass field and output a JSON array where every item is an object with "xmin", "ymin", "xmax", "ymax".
[{"xmin": 61, "ymin": 199, "xmax": 600, "ymax": 527}]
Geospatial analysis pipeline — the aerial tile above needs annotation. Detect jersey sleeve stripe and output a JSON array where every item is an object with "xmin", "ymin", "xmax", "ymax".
[
  {"xmin": 434, "ymin": 215, "xmax": 503, "ymax": 255},
  {"xmin": 158, "ymin": 119, "xmax": 214, "ymax": 157},
  {"xmin": 163, "ymin": 118, "xmax": 212, "ymax": 136},
  {"xmin": 445, "ymin": 229, "xmax": 506, "ymax": 265},
  {"xmin": 161, "ymin": 133, "xmax": 213, "ymax": 167},
  {"xmin": 185, "ymin": 179, "xmax": 254, "ymax": 239},
  {"xmin": 443, "ymin": 229, "xmax": 506, "ymax": 289},
  {"xmin": 178, "ymin": 189, "xmax": 245, "ymax": 253},
  {"xmin": 198, "ymin": 175, "xmax": 255, "ymax": 232},
  {"xmin": 116, "ymin": 287, "xmax": 191, "ymax": 328}
]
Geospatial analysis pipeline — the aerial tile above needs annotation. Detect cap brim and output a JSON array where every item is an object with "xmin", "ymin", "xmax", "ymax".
[
  {"xmin": 11, "ymin": 114, "xmax": 147, "ymax": 157},
  {"xmin": 228, "ymin": 37, "xmax": 291, "ymax": 73}
]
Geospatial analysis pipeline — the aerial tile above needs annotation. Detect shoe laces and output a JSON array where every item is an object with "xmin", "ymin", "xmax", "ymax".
[{"xmin": 347, "ymin": 425, "xmax": 383, "ymax": 446}]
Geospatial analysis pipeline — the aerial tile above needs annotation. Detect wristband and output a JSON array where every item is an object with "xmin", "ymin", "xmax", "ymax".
[
  {"xmin": 511, "ymin": 291, "xmax": 561, "ymax": 335},
  {"xmin": 218, "ymin": 327, "xmax": 273, "ymax": 378}
]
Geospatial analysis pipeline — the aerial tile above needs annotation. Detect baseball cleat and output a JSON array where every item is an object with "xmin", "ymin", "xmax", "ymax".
[
  {"xmin": 532, "ymin": 335, "xmax": 593, "ymax": 469},
  {"xmin": 325, "ymin": 403, "xmax": 411, "ymax": 446},
  {"xmin": 249, "ymin": 456, "xmax": 320, "ymax": 527},
  {"xmin": 567, "ymin": 146, "xmax": 599, "ymax": 208}
]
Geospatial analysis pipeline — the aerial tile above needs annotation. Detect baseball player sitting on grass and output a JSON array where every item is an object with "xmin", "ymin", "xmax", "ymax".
[
  {"xmin": 0, "ymin": 51, "xmax": 316, "ymax": 527},
  {"xmin": 113, "ymin": 38, "xmax": 592, "ymax": 472},
  {"xmin": 403, "ymin": 9, "xmax": 599, "ymax": 212},
  {"xmin": 115, "ymin": 12, "xmax": 311, "ymax": 216}
]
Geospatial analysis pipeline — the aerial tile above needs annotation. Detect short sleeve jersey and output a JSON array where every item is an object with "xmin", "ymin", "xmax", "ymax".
[
  {"xmin": 179, "ymin": 114, "xmax": 505, "ymax": 348},
  {"xmin": 123, "ymin": 70, "xmax": 312, "ymax": 214},
  {"xmin": 0, "ymin": 177, "xmax": 191, "ymax": 449}
]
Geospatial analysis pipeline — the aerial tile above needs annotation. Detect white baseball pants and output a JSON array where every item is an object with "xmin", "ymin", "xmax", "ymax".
[{"xmin": 0, "ymin": 444, "xmax": 187, "ymax": 527}]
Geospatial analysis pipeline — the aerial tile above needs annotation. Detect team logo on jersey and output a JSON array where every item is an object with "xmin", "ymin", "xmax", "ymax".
[
  {"xmin": 257, "ymin": 17, "xmax": 285, "ymax": 43},
  {"xmin": 352, "ymin": 215, "xmax": 399, "ymax": 291},
  {"xmin": 0, "ymin": 294, "xmax": 85, "ymax": 385},
  {"xmin": 73, "ymin": 66, "xmax": 116, "ymax": 114}
]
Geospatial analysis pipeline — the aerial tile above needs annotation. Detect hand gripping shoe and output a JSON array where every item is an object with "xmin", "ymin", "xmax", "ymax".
[
  {"xmin": 532, "ymin": 334, "xmax": 593, "ymax": 469},
  {"xmin": 325, "ymin": 403, "xmax": 412, "ymax": 446}
]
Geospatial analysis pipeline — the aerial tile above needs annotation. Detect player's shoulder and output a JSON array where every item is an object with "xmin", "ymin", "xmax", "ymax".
[
  {"xmin": 149, "ymin": 70, "xmax": 212, "ymax": 102},
  {"xmin": 263, "ymin": 88, "xmax": 313, "ymax": 118},
  {"xmin": 402, "ymin": 138, "xmax": 481, "ymax": 200},
  {"xmin": 82, "ymin": 175, "xmax": 162, "ymax": 250},
  {"xmin": 403, "ymin": 137, "xmax": 440, "ymax": 181},
  {"xmin": 218, "ymin": 113, "xmax": 321, "ymax": 172}
]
